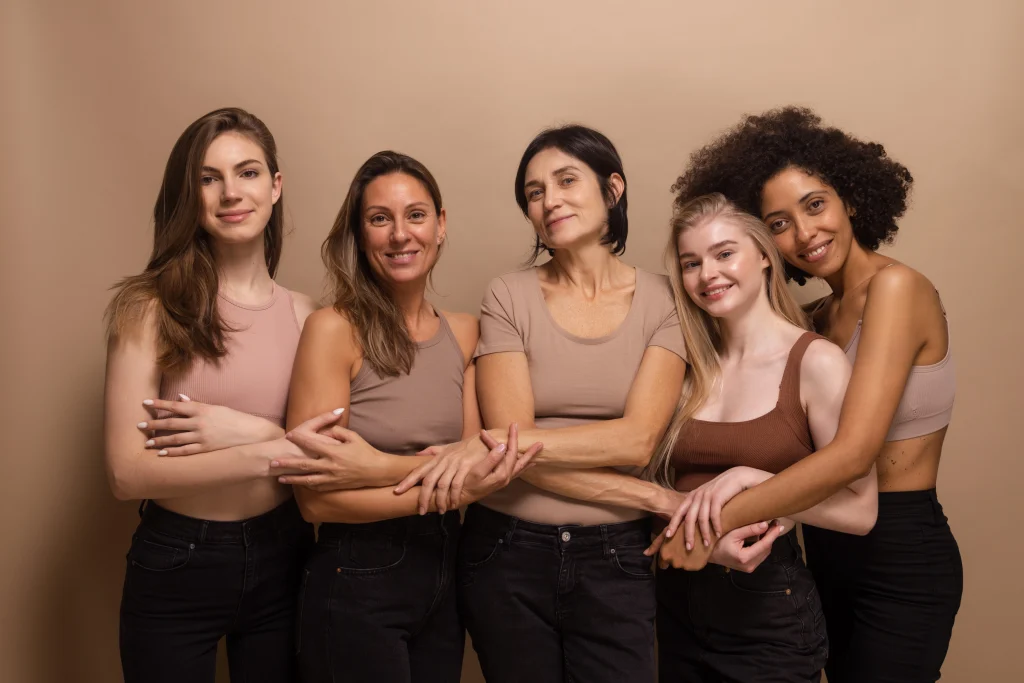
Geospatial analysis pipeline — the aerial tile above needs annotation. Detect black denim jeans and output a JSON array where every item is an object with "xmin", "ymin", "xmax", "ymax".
[
  {"xmin": 803, "ymin": 489, "xmax": 963, "ymax": 683},
  {"xmin": 119, "ymin": 497, "xmax": 314, "ymax": 683},
  {"xmin": 297, "ymin": 511, "xmax": 463, "ymax": 683},
  {"xmin": 656, "ymin": 531, "xmax": 828, "ymax": 683},
  {"xmin": 458, "ymin": 503, "xmax": 657, "ymax": 683}
]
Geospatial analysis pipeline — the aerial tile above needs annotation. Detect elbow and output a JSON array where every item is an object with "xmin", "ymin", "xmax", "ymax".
[
  {"xmin": 294, "ymin": 490, "xmax": 326, "ymax": 524},
  {"xmin": 107, "ymin": 463, "xmax": 140, "ymax": 502},
  {"xmin": 631, "ymin": 431, "xmax": 661, "ymax": 468}
]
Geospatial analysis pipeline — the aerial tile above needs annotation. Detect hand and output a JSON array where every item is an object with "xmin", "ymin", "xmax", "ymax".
[
  {"xmin": 139, "ymin": 394, "xmax": 283, "ymax": 456},
  {"xmin": 453, "ymin": 424, "xmax": 543, "ymax": 510},
  {"xmin": 644, "ymin": 525, "xmax": 715, "ymax": 571},
  {"xmin": 269, "ymin": 410, "xmax": 387, "ymax": 492},
  {"xmin": 665, "ymin": 466, "xmax": 770, "ymax": 551},
  {"xmin": 707, "ymin": 520, "xmax": 784, "ymax": 573},
  {"xmin": 395, "ymin": 423, "xmax": 541, "ymax": 515}
]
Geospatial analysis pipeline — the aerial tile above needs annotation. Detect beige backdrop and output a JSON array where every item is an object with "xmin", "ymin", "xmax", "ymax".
[{"xmin": 2, "ymin": 1, "xmax": 1021, "ymax": 681}]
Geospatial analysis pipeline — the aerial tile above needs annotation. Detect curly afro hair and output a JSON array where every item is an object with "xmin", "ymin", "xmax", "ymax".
[{"xmin": 671, "ymin": 106, "xmax": 914, "ymax": 284}]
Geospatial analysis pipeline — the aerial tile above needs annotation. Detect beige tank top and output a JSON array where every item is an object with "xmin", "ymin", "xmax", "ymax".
[
  {"xmin": 160, "ymin": 283, "xmax": 300, "ymax": 426},
  {"xmin": 474, "ymin": 267, "xmax": 687, "ymax": 525},
  {"xmin": 347, "ymin": 313, "xmax": 466, "ymax": 455}
]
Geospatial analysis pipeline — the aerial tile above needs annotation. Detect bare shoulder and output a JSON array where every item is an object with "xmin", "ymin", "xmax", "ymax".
[
  {"xmin": 867, "ymin": 262, "xmax": 936, "ymax": 303},
  {"xmin": 442, "ymin": 310, "xmax": 480, "ymax": 366},
  {"xmin": 288, "ymin": 290, "xmax": 321, "ymax": 329},
  {"xmin": 801, "ymin": 337, "xmax": 852, "ymax": 385}
]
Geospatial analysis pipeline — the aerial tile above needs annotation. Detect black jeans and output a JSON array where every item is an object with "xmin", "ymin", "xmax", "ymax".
[
  {"xmin": 458, "ymin": 503, "xmax": 657, "ymax": 683},
  {"xmin": 119, "ymin": 497, "xmax": 313, "ymax": 683},
  {"xmin": 656, "ymin": 532, "xmax": 828, "ymax": 683},
  {"xmin": 803, "ymin": 489, "xmax": 963, "ymax": 683},
  {"xmin": 297, "ymin": 511, "xmax": 463, "ymax": 683}
]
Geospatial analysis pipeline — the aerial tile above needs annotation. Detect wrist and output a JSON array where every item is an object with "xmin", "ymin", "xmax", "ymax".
[
  {"xmin": 260, "ymin": 421, "xmax": 286, "ymax": 443},
  {"xmin": 652, "ymin": 487, "xmax": 678, "ymax": 518}
]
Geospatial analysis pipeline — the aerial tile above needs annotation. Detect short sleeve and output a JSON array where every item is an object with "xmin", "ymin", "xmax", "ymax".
[
  {"xmin": 474, "ymin": 277, "xmax": 525, "ymax": 358},
  {"xmin": 647, "ymin": 279, "xmax": 688, "ymax": 361}
]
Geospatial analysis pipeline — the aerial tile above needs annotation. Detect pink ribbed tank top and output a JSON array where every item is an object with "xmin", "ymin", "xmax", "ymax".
[{"xmin": 159, "ymin": 284, "xmax": 301, "ymax": 426}]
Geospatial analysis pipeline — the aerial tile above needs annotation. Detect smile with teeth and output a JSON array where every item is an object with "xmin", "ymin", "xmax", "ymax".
[
  {"xmin": 386, "ymin": 250, "xmax": 419, "ymax": 262},
  {"xmin": 802, "ymin": 240, "xmax": 832, "ymax": 261},
  {"xmin": 701, "ymin": 284, "xmax": 733, "ymax": 298}
]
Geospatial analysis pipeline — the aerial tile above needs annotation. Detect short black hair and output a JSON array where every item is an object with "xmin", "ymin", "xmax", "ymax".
[
  {"xmin": 514, "ymin": 124, "xmax": 628, "ymax": 262},
  {"xmin": 672, "ymin": 106, "xmax": 914, "ymax": 284}
]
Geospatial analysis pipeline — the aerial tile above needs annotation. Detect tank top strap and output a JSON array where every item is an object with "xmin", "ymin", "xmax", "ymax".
[
  {"xmin": 435, "ymin": 312, "xmax": 469, "ymax": 370},
  {"xmin": 777, "ymin": 331, "xmax": 826, "ymax": 414}
]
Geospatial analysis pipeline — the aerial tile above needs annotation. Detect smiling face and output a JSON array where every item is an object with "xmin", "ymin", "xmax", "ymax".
[
  {"xmin": 198, "ymin": 131, "xmax": 282, "ymax": 246},
  {"xmin": 760, "ymin": 166, "xmax": 856, "ymax": 280},
  {"xmin": 677, "ymin": 215, "xmax": 769, "ymax": 320},
  {"xmin": 521, "ymin": 147, "xmax": 622, "ymax": 253},
  {"xmin": 360, "ymin": 172, "xmax": 446, "ymax": 287}
]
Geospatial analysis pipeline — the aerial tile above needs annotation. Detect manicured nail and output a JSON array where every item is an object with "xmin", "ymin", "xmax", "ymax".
[
  {"xmin": 178, "ymin": 394, "xmax": 190, "ymax": 401},
  {"xmin": 333, "ymin": 408, "xmax": 344, "ymax": 415},
  {"xmin": 497, "ymin": 444, "xmax": 506, "ymax": 453},
  {"xmin": 137, "ymin": 422, "xmax": 148, "ymax": 429},
  {"xmin": 142, "ymin": 399, "xmax": 154, "ymax": 406},
  {"xmin": 778, "ymin": 525, "xmax": 785, "ymax": 533},
  {"xmin": 686, "ymin": 542, "xmax": 692, "ymax": 550},
  {"xmin": 270, "ymin": 460, "xmax": 280, "ymax": 468},
  {"xmin": 704, "ymin": 539, "xmax": 709, "ymax": 547},
  {"xmin": 158, "ymin": 450, "xmax": 168, "ymax": 456},
  {"xmin": 145, "ymin": 440, "xmax": 155, "ymax": 447},
  {"xmin": 278, "ymin": 477, "xmax": 287, "ymax": 483}
]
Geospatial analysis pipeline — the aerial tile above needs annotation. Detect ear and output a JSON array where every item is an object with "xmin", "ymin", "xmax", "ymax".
[
  {"xmin": 271, "ymin": 171, "xmax": 283, "ymax": 205},
  {"xmin": 606, "ymin": 173, "xmax": 625, "ymax": 208},
  {"xmin": 436, "ymin": 207, "xmax": 447, "ymax": 244},
  {"xmin": 846, "ymin": 203, "xmax": 856, "ymax": 218}
]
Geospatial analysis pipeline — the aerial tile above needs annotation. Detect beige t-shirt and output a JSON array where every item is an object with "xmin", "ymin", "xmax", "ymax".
[{"xmin": 474, "ymin": 266, "xmax": 687, "ymax": 525}]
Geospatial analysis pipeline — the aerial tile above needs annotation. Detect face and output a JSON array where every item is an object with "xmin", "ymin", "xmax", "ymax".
[
  {"xmin": 760, "ymin": 166, "xmax": 855, "ymax": 279},
  {"xmin": 522, "ymin": 147, "xmax": 622, "ymax": 252},
  {"xmin": 199, "ymin": 131, "xmax": 282, "ymax": 245},
  {"xmin": 677, "ymin": 216, "xmax": 768, "ymax": 319},
  {"xmin": 360, "ymin": 172, "xmax": 446, "ymax": 286}
]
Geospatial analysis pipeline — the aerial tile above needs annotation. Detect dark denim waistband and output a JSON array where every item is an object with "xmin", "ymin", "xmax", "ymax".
[
  {"xmin": 318, "ymin": 510, "xmax": 460, "ymax": 543},
  {"xmin": 464, "ymin": 503, "xmax": 652, "ymax": 552},
  {"xmin": 877, "ymin": 488, "xmax": 946, "ymax": 522},
  {"xmin": 138, "ymin": 497, "xmax": 305, "ymax": 544}
]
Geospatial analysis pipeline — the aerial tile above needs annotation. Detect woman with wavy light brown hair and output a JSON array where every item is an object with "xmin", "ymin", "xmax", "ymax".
[
  {"xmin": 105, "ymin": 107, "xmax": 333, "ymax": 682},
  {"xmin": 273, "ymin": 150, "xmax": 535, "ymax": 683}
]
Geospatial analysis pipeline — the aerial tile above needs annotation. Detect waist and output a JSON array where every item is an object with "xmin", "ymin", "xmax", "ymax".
[
  {"xmin": 138, "ymin": 497, "xmax": 306, "ymax": 544},
  {"xmin": 318, "ymin": 511, "xmax": 460, "ymax": 542},
  {"xmin": 876, "ymin": 488, "xmax": 946, "ymax": 521},
  {"xmin": 464, "ymin": 502, "xmax": 651, "ymax": 551},
  {"xmin": 480, "ymin": 478, "xmax": 648, "ymax": 525}
]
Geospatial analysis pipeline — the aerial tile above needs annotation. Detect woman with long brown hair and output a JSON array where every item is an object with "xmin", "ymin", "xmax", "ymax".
[
  {"xmin": 274, "ymin": 150, "xmax": 536, "ymax": 683},
  {"xmin": 104, "ymin": 107, "xmax": 341, "ymax": 682}
]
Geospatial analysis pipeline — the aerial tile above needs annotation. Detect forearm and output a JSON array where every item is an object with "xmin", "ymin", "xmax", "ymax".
[
  {"xmin": 489, "ymin": 421, "xmax": 655, "ymax": 469},
  {"xmin": 522, "ymin": 465, "xmax": 675, "ymax": 516},
  {"xmin": 784, "ymin": 485, "xmax": 875, "ymax": 535},
  {"xmin": 719, "ymin": 441, "xmax": 872, "ymax": 533},
  {"xmin": 108, "ymin": 440, "xmax": 276, "ymax": 501},
  {"xmin": 367, "ymin": 453, "xmax": 434, "ymax": 487},
  {"xmin": 296, "ymin": 485, "xmax": 436, "ymax": 524}
]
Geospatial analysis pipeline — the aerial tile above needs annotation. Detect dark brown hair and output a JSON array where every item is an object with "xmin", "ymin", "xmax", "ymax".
[
  {"xmin": 105, "ymin": 107, "xmax": 284, "ymax": 373},
  {"xmin": 322, "ymin": 151, "xmax": 444, "ymax": 377}
]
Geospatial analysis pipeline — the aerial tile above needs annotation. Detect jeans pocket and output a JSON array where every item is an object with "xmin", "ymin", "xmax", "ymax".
[
  {"xmin": 727, "ymin": 562, "xmax": 791, "ymax": 596},
  {"xmin": 127, "ymin": 534, "xmax": 193, "ymax": 572},
  {"xmin": 610, "ymin": 544, "xmax": 655, "ymax": 580},
  {"xmin": 336, "ymin": 534, "xmax": 407, "ymax": 575}
]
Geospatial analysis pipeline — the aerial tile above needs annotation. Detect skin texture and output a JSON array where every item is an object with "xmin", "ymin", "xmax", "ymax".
[
  {"xmin": 394, "ymin": 147, "xmax": 687, "ymax": 521},
  {"xmin": 647, "ymin": 216, "xmax": 876, "ymax": 569},
  {"xmin": 103, "ymin": 131, "xmax": 321, "ymax": 521}
]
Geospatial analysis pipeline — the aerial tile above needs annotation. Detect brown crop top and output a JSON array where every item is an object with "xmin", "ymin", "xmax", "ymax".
[{"xmin": 672, "ymin": 332, "xmax": 824, "ymax": 492}]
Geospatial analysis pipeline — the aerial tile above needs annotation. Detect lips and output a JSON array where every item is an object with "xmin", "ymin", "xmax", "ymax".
[
  {"xmin": 800, "ymin": 239, "xmax": 833, "ymax": 263},
  {"xmin": 546, "ymin": 215, "xmax": 573, "ymax": 229},
  {"xmin": 385, "ymin": 250, "xmax": 420, "ymax": 265},
  {"xmin": 700, "ymin": 284, "xmax": 733, "ymax": 301},
  {"xmin": 217, "ymin": 210, "xmax": 254, "ymax": 224}
]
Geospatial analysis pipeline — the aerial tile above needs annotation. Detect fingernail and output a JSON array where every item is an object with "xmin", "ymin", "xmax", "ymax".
[
  {"xmin": 142, "ymin": 399, "xmax": 154, "ymax": 406},
  {"xmin": 497, "ymin": 444, "xmax": 507, "ymax": 453},
  {"xmin": 145, "ymin": 440, "xmax": 155, "ymax": 447},
  {"xmin": 278, "ymin": 477, "xmax": 287, "ymax": 483},
  {"xmin": 704, "ymin": 539, "xmax": 709, "ymax": 547},
  {"xmin": 158, "ymin": 450, "xmax": 168, "ymax": 456},
  {"xmin": 137, "ymin": 422, "xmax": 148, "ymax": 429},
  {"xmin": 759, "ymin": 522, "xmax": 768, "ymax": 529},
  {"xmin": 666, "ymin": 530, "xmax": 673, "ymax": 537},
  {"xmin": 686, "ymin": 542, "xmax": 692, "ymax": 550},
  {"xmin": 178, "ymin": 394, "xmax": 190, "ymax": 401},
  {"xmin": 779, "ymin": 525, "xmax": 785, "ymax": 533},
  {"xmin": 270, "ymin": 461, "xmax": 280, "ymax": 467},
  {"xmin": 333, "ymin": 408, "xmax": 344, "ymax": 415}
]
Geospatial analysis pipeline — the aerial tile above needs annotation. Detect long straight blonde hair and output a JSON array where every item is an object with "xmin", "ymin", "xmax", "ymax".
[{"xmin": 643, "ymin": 193, "xmax": 810, "ymax": 486}]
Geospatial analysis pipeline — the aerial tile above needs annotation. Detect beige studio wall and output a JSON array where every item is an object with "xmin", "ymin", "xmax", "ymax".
[{"xmin": 1, "ymin": 1, "xmax": 1021, "ymax": 681}]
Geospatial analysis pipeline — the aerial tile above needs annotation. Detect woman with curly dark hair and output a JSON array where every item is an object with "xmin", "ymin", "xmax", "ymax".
[{"xmin": 655, "ymin": 107, "xmax": 962, "ymax": 683}]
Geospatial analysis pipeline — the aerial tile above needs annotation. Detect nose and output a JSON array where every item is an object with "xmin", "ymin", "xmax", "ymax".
[
  {"xmin": 542, "ymin": 183, "xmax": 561, "ymax": 213},
  {"xmin": 792, "ymin": 216, "xmax": 816, "ymax": 246},
  {"xmin": 699, "ymin": 259, "xmax": 720, "ymax": 285},
  {"xmin": 221, "ymin": 178, "xmax": 241, "ymax": 203},
  {"xmin": 389, "ymin": 218, "xmax": 409, "ymax": 244}
]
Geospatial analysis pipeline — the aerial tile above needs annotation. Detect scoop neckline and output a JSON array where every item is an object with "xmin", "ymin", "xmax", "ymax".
[
  {"xmin": 530, "ymin": 266, "xmax": 640, "ymax": 345},
  {"xmin": 218, "ymin": 282, "xmax": 278, "ymax": 311}
]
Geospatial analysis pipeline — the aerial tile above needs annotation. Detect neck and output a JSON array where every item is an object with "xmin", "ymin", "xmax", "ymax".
[
  {"xmin": 718, "ymin": 289, "xmax": 788, "ymax": 359},
  {"xmin": 548, "ymin": 241, "xmax": 626, "ymax": 298},
  {"xmin": 824, "ymin": 241, "xmax": 882, "ymax": 297},
  {"xmin": 388, "ymin": 279, "xmax": 434, "ymax": 332},
  {"xmin": 213, "ymin": 237, "xmax": 274, "ymax": 301}
]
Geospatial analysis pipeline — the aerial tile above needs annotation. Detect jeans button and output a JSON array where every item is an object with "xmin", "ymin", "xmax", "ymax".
[{"xmin": 561, "ymin": 531, "xmax": 571, "ymax": 542}]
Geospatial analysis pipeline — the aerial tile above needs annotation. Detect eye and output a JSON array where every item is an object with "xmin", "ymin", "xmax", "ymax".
[
  {"xmin": 409, "ymin": 210, "xmax": 427, "ymax": 221},
  {"xmin": 201, "ymin": 175, "xmax": 217, "ymax": 186},
  {"xmin": 240, "ymin": 169, "xmax": 259, "ymax": 179},
  {"xmin": 681, "ymin": 260, "xmax": 699, "ymax": 271},
  {"xmin": 527, "ymin": 188, "xmax": 543, "ymax": 201},
  {"xmin": 768, "ymin": 218, "xmax": 788, "ymax": 233},
  {"xmin": 369, "ymin": 214, "xmax": 389, "ymax": 226},
  {"xmin": 808, "ymin": 198, "xmax": 825, "ymax": 212},
  {"xmin": 718, "ymin": 250, "xmax": 733, "ymax": 259},
  {"xmin": 560, "ymin": 176, "xmax": 576, "ymax": 186}
]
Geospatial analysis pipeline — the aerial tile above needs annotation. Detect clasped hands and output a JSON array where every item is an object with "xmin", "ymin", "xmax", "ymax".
[{"xmin": 646, "ymin": 466, "xmax": 784, "ymax": 573}]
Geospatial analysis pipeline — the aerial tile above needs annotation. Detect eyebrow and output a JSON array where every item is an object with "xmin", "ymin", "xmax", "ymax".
[
  {"xmin": 364, "ymin": 201, "xmax": 431, "ymax": 214},
  {"xmin": 763, "ymin": 190, "xmax": 827, "ymax": 219},
  {"xmin": 679, "ymin": 239, "xmax": 738, "ymax": 258},
  {"xmin": 523, "ymin": 165, "xmax": 582, "ymax": 188},
  {"xmin": 201, "ymin": 159, "xmax": 264, "ymax": 174}
]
